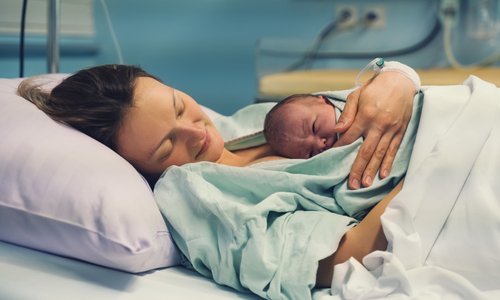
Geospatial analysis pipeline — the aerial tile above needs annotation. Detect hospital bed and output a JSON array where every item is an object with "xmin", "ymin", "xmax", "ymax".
[
  {"xmin": 0, "ymin": 241, "xmax": 256, "ymax": 300},
  {"xmin": 2, "ymin": 73, "xmax": 500, "ymax": 300}
]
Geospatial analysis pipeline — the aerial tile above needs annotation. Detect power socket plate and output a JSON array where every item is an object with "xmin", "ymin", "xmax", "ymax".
[
  {"xmin": 364, "ymin": 6, "xmax": 386, "ymax": 28},
  {"xmin": 335, "ymin": 5, "xmax": 358, "ymax": 29}
]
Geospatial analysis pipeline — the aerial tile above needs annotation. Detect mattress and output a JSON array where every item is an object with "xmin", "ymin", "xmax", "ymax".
[{"xmin": 0, "ymin": 241, "xmax": 257, "ymax": 300}]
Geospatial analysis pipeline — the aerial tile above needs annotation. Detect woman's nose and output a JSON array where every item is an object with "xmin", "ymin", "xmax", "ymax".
[{"xmin": 175, "ymin": 121, "xmax": 205, "ymax": 141}]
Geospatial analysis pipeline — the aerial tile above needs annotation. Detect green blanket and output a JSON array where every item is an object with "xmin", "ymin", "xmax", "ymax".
[{"xmin": 154, "ymin": 92, "xmax": 422, "ymax": 300}]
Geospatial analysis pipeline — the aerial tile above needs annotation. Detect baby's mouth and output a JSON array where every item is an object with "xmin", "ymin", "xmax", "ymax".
[{"xmin": 325, "ymin": 137, "xmax": 335, "ymax": 150}]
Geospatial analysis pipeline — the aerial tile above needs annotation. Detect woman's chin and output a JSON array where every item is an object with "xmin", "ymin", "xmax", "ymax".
[{"xmin": 205, "ymin": 130, "xmax": 225, "ymax": 162}]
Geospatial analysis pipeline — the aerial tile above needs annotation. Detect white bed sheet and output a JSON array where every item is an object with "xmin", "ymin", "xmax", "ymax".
[
  {"xmin": 0, "ymin": 241, "xmax": 258, "ymax": 300},
  {"xmin": 317, "ymin": 78, "xmax": 500, "ymax": 300}
]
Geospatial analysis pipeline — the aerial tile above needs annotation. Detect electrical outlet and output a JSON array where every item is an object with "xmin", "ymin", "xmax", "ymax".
[
  {"xmin": 363, "ymin": 6, "xmax": 386, "ymax": 28},
  {"xmin": 439, "ymin": 0, "xmax": 459, "ymax": 26},
  {"xmin": 335, "ymin": 5, "xmax": 358, "ymax": 29}
]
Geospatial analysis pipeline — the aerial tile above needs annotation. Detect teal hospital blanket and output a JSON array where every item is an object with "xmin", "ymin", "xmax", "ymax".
[{"xmin": 154, "ymin": 92, "xmax": 422, "ymax": 300}]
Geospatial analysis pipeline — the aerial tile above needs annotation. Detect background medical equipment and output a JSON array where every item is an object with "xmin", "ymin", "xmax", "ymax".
[
  {"xmin": 2, "ymin": 0, "xmax": 498, "ymax": 114},
  {"xmin": 255, "ymin": 0, "xmax": 500, "ymax": 102}
]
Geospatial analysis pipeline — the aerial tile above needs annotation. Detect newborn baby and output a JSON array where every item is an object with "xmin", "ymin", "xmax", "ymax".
[
  {"xmin": 263, "ymin": 93, "xmax": 341, "ymax": 159},
  {"xmin": 263, "ymin": 60, "xmax": 422, "ymax": 160}
]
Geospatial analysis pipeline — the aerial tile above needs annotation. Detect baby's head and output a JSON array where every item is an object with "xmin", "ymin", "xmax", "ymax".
[{"xmin": 264, "ymin": 94, "xmax": 338, "ymax": 159}]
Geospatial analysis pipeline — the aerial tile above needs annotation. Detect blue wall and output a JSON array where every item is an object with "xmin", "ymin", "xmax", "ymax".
[{"xmin": 1, "ymin": 0, "xmax": 498, "ymax": 114}]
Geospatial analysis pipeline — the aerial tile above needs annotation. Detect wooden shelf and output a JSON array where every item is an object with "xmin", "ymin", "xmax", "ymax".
[{"xmin": 257, "ymin": 67, "xmax": 500, "ymax": 101}]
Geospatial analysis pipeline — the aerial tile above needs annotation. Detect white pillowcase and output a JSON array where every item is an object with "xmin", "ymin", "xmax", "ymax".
[{"xmin": 0, "ymin": 75, "xmax": 180, "ymax": 272}]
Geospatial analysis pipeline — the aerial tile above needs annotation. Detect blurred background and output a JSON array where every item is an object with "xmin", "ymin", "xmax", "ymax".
[{"xmin": 0, "ymin": 0, "xmax": 499, "ymax": 114}]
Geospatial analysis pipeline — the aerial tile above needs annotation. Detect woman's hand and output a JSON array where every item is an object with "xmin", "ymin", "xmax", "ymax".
[{"xmin": 333, "ymin": 71, "xmax": 416, "ymax": 189}]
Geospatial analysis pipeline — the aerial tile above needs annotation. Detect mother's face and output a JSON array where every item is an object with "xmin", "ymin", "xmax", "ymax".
[{"xmin": 116, "ymin": 77, "xmax": 224, "ymax": 177}]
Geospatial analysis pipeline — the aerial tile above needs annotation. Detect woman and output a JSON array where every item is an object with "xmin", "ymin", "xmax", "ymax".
[{"xmin": 18, "ymin": 63, "xmax": 417, "ymax": 298}]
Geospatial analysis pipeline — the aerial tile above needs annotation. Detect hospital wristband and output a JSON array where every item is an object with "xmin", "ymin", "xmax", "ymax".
[{"xmin": 379, "ymin": 61, "xmax": 421, "ymax": 93}]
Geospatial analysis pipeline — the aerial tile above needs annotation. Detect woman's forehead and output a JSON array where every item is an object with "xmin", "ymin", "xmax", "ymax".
[
  {"xmin": 117, "ymin": 77, "xmax": 175, "ymax": 161},
  {"xmin": 133, "ymin": 77, "xmax": 173, "ymax": 105}
]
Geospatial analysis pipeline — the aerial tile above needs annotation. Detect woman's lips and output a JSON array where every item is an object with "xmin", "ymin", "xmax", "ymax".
[{"xmin": 197, "ymin": 127, "xmax": 210, "ymax": 158}]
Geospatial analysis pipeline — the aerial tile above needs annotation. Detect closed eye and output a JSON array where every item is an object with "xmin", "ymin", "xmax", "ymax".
[
  {"xmin": 174, "ymin": 91, "xmax": 185, "ymax": 118},
  {"xmin": 159, "ymin": 149, "xmax": 172, "ymax": 162},
  {"xmin": 178, "ymin": 99, "xmax": 185, "ymax": 117},
  {"xmin": 156, "ymin": 137, "xmax": 174, "ymax": 163},
  {"xmin": 177, "ymin": 103, "xmax": 185, "ymax": 118}
]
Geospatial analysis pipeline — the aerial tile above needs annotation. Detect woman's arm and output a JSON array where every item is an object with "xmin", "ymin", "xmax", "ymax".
[
  {"xmin": 315, "ymin": 180, "xmax": 404, "ymax": 288},
  {"xmin": 334, "ymin": 70, "xmax": 416, "ymax": 190}
]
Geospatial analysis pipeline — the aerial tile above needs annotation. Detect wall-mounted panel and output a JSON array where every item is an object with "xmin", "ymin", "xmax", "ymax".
[{"xmin": 0, "ymin": 0, "xmax": 94, "ymax": 37}]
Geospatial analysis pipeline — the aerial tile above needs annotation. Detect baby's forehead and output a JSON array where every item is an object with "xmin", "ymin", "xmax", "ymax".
[
  {"xmin": 277, "ymin": 101, "xmax": 308, "ymax": 119},
  {"xmin": 275, "ymin": 105, "xmax": 310, "ymax": 132},
  {"xmin": 281, "ymin": 97, "xmax": 318, "ymax": 114},
  {"xmin": 267, "ymin": 95, "xmax": 320, "ymax": 130}
]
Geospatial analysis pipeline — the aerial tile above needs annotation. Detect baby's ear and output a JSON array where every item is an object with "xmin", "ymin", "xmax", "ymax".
[{"xmin": 317, "ymin": 95, "xmax": 328, "ymax": 103}]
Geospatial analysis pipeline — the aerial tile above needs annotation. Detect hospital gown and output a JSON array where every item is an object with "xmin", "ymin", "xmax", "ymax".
[{"xmin": 154, "ymin": 92, "xmax": 423, "ymax": 300}]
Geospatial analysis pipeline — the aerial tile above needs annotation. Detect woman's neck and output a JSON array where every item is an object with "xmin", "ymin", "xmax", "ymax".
[{"xmin": 216, "ymin": 144, "xmax": 282, "ymax": 167}]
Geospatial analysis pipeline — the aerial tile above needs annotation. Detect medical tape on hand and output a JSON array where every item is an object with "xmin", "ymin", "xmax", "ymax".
[
  {"xmin": 355, "ymin": 58, "xmax": 421, "ymax": 92},
  {"xmin": 379, "ymin": 61, "xmax": 421, "ymax": 92}
]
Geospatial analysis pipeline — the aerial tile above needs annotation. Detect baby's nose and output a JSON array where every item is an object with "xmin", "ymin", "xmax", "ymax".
[
  {"xmin": 313, "ymin": 137, "xmax": 328, "ymax": 154},
  {"xmin": 318, "ymin": 137, "xmax": 327, "ymax": 149}
]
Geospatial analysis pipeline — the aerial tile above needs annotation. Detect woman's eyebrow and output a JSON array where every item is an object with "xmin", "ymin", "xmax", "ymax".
[
  {"xmin": 172, "ymin": 88, "xmax": 177, "ymax": 110},
  {"xmin": 150, "ymin": 89, "xmax": 177, "ymax": 158}
]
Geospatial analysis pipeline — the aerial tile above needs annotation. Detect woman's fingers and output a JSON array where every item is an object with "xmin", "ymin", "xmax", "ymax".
[
  {"xmin": 333, "ymin": 89, "xmax": 360, "ymax": 137},
  {"xmin": 361, "ymin": 131, "xmax": 394, "ymax": 186},
  {"xmin": 350, "ymin": 124, "xmax": 406, "ymax": 189},
  {"xmin": 347, "ymin": 127, "xmax": 382, "ymax": 189},
  {"xmin": 334, "ymin": 120, "xmax": 365, "ymax": 148},
  {"xmin": 380, "ymin": 127, "xmax": 406, "ymax": 179}
]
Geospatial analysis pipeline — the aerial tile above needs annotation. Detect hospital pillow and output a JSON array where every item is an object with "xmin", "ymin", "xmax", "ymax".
[{"xmin": 0, "ymin": 75, "xmax": 180, "ymax": 273}]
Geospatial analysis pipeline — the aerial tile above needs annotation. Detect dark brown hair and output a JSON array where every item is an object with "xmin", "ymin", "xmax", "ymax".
[
  {"xmin": 17, "ymin": 64, "xmax": 157, "ymax": 151},
  {"xmin": 263, "ymin": 93, "xmax": 315, "ymax": 147}
]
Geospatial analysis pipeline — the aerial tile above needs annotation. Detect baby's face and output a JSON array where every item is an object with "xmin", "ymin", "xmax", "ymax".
[{"xmin": 277, "ymin": 95, "xmax": 337, "ymax": 158}]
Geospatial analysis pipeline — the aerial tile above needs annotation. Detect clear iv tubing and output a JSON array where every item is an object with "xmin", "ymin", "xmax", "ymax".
[
  {"xmin": 99, "ymin": 0, "xmax": 124, "ymax": 64},
  {"xmin": 355, "ymin": 57, "xmax": 384, "ymax": 87}
]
